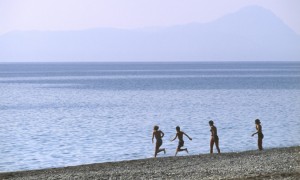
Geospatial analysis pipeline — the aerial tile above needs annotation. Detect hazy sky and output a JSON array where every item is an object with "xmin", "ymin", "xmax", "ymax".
[{"xmin": 1, "ymin": 0, "xmax": 300, "ymax": 35}]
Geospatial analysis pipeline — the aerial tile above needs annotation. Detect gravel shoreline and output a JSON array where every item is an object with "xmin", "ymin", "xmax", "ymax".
[{"xmin": 1, "ymin": 146, "xmax": 299, "ymax": 179}]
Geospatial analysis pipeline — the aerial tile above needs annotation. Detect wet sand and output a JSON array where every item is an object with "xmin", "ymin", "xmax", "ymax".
[{"xmin": 1, "ymin": 146, "xmax": 299, "ymax": 179}]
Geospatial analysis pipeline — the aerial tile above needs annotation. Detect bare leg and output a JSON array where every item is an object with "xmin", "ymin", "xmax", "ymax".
[
  {"xmin": 210, "ymin": 138, "xmax": 214, "ymax": 154},
  {"xmin": 157, "ymin": 148, "xmax": 165, "ymax": 154},
  {"xmin": 258, "ymin": 138, "xmax": 263, "ymax": 150},
  {"xmin": 155, "ymin": 140, "xmax": 165, "ymax": 157},
  {"xmin": 215, "ymin": 139, "xmax": 221, "ymax": 154},
  {"xmin": 154, "ymin": 144, "xmax": 161, "ymax": 157},
  {"xmin": 175, "ymin": 146, "xmax": 187, "ymax": 156},
  {"xmin": 177, "ymin": 148, "xmax": 186, "ymax": 152}
]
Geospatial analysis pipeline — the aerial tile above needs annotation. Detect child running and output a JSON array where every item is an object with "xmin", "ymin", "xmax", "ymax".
[
  {"xmin": 171, "ymin": 126, "xmax": 192, "ymax": 156},
  {"xmin": 152, "ymin": 125, "xmax": 166, "ymax": 157}
]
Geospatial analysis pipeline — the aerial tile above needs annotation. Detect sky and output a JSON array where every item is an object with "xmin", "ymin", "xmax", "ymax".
[{"xmin": 1, "ymin": 0, "xmax": 300, "ymax": 35}]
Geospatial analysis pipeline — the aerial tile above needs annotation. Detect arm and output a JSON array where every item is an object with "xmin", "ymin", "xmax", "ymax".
[
  {"xmin": 161, "ymin": 131, "xmax": 165, "ymax": 138},
  {"xmin": 252, "ymin": 132, "xmax": 258, "ymax": 136},
  {"xmin": 152, "ymin": 132, "xmax": 154, "ymax": 143},
  {"xmin": 184, "ymin": 132, "xmax": 192, "ymax": 140},
  {"xmin": 171, "ymin": 134, "xmax": 178, "ymax": 141},
  {"xmin": 252, "ymin": 125, "xmax": 261, "ymax": 136}
]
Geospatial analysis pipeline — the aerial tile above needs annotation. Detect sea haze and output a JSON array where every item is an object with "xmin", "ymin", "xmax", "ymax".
[
  {"xmin": 1, "ymin": 6, "xmax": 300, "ymax": 62},
  {"xmin": 0, "ymin": 62, "xmax": 300, "ymax": 172}
]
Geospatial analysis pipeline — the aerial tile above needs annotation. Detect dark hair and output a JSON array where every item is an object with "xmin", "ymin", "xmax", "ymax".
[
  {"xmin": 255, "ymin": 119, "xmax": 261, "ymax": 124},
  {"xmin": 176, "ymin": 126, "xmax": 180, "ymax": 131},
  {"xmin": 209, "ymin": 120, "xmax": 214, "ymax": 125},
  {"xmin": 154, "ymin": 125, "xmax": 159, "ymax": 131}
]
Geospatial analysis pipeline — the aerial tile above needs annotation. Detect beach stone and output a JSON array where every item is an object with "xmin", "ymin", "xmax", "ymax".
[{"xmin": 0, "ymin": 146, "xmax": 299, "ymax": 180}]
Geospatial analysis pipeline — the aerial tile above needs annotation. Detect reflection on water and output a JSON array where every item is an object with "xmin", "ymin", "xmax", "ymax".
[{"xmin": 0, "ymin": 62, "xmax": 299, "ymax": 172}]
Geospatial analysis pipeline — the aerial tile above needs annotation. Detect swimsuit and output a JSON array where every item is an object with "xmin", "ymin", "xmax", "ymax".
[
  {"xmin": 156, "ymin": 139, "xmax": 162, "ymax": 147},
  {"xmin": 258, "ymin": 133, "xmax": 264, "ymax": 139},
  {"xmin": 210, "ymin": 127, "xmax": 219, "ymax": 142},
  {"xmin": 213, "ymin": 135, "xmax": 219, "ymax": 141},
  {"xmin": 178, "ymin": 140, "xmax": 184, "ymax": 149},
  {"xmin": 210, "ymin": 135, "xmax": 219, "ymax": 146}
]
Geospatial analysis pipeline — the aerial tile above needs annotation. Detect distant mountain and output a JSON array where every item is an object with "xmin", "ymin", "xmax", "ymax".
[{"xmin": 1, "ymin": 6, "xmax": 300, "ymax": 62}]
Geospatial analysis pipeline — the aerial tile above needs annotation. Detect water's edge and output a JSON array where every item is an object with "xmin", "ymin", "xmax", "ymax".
[{"xmin": 0, "ymin": 146, "xmax": 299, "ymax": 179}]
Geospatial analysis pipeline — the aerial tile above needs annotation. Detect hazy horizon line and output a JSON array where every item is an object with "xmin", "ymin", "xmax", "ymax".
[
  {"xmin": 1, "ymin": 5, "xmax": 299, "ymax": 36},
  {"xmin": 1, "ymin": 60, "xmax": 300, "ymax": 64}
]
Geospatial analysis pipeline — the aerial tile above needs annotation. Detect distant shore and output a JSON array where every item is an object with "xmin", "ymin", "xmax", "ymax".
[{"xmin": 1, "ymin": 146, "xmax": 299, "ymax": 180}]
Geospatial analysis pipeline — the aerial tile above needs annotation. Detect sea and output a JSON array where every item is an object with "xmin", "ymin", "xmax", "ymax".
[{"xmin": 0, "ymin": 62, "xmax": 300, "ymax": 172}]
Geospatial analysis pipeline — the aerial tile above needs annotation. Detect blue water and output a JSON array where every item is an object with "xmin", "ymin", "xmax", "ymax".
[{"xmin": 0, "ymin": 62, "xmax": 300, "ymax": 172}]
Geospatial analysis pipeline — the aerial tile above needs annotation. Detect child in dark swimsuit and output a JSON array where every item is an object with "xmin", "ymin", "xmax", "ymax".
[
  {"xmin": 252, "ymin": 119, "xmax": 264, "ymax": 150},
  {"xmin": 152, "ymin": 125, "xmax": 166, "ymax": 157},
  {"xmin": 171, "ymin": 126, "xmax": 192, "ymax": 156},
  {"xmin": 209, "ymin": 120, "xmax": 221, "ymax": 154}
]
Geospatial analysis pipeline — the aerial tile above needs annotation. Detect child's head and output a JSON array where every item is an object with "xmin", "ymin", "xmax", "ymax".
[
  {"xmin": 154, "ymin": 125, "xmax": 159, "ymax": 131},
  {"xmin": 255, "ymin": 119, "xmax": 261, "ymax": 125},
  {"xmin": 176, "ymin": 126, "xmax": 180, "ymax": 132},
  {"xmin": 209, "ymin": 120, "xmax": 214, "ymax": 126}
]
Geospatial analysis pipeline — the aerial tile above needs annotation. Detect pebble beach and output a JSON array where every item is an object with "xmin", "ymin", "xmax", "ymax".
[{"xmin": 0, "ymin": 146, "xmax": 299, "ymax": 179}]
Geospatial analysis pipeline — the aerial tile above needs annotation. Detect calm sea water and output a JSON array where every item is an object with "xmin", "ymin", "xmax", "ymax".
[{"xmin": 0, "ymin": 62, "xmax": 300, "ymax": 172}]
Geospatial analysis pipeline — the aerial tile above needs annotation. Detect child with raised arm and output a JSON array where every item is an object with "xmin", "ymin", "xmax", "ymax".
[
  {"xmin": 252, "ymin": 119, "xmax": 264, "ymax": 150},
  {"xmin": 209, "ymin": 120, "xmax": 221, "ymax": 154},
  {"xmin": 171, "ymin": 126, "xmax": 192, "ymax": 156},
  {"xmin": 152, "ymin": 125, "xmax": 166, "ymax": 157}
]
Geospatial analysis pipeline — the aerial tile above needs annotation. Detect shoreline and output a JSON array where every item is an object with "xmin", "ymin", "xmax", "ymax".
[{"xmin": 1, "ymin": 146, "xmax": 299, "ymax": 179}]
